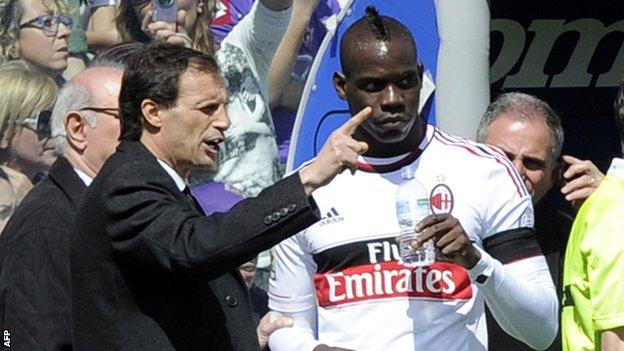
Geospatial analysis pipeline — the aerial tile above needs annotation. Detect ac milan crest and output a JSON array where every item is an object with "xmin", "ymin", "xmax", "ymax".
[{"xmin": 430, "ymin": 184, "xmax": 454, "ymax": 214}]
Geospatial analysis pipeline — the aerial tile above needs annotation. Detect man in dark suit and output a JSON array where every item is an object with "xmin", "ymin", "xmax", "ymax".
[
  {"xmin": 70, "ymin": 42, "xmax": 371, "ymax": 351},
  {"xmin": 0, "ymin": 63, "xmax": 124, "ymax": 350}
]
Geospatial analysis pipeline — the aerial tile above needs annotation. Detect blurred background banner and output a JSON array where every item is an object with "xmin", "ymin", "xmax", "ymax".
[{"xmin": 490, "ymin": 0, "xmax": 624, "ymax": 172}]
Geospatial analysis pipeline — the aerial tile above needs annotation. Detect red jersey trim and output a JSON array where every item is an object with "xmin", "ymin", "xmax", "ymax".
[{"xmin": 433, "ymin": 131, "xmax": 528, "ymax": 197}]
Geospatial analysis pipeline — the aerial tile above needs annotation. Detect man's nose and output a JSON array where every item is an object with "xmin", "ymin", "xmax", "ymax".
[
  {"xmin": 380, "ymin": 85, "xmax": 404, "ymax": 111},
  {"xmin": 215, "ymin": 108, "xmax": 231, "ymax": 132}
]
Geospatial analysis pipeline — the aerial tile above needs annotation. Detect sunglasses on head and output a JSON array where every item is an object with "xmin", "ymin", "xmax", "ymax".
[{"xmin": 20, "ymin": 110, "xmax": 52, "ymax": 138}]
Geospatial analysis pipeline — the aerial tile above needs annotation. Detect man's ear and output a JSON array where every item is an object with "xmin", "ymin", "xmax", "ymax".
[
  {"xmin": 65, "ymin": 111, "xmax": 88, "ymax": 151},
  {"xmin": 141, "ymin": 99, "xmax": 163, "ymax": 129},
  {"xmin": 333, "ymin": 71, "xmax": 347, "ymax": 100},
  {"xmin": 417, "ymin": 62, "xmax": 424, "ymax": 85}
]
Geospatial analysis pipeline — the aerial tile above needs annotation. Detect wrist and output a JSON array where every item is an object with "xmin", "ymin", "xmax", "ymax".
[
  {"xmin": 299, "ymin": 166, "xmax": 319, "ymax": 196},
  {"xmin": 461, "ymin": 245, "xmax": 482, "ymax": 269}
]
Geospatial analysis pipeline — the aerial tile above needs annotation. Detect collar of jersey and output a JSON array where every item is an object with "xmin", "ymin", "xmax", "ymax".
[{"xmin": 356, "ymin": 124, "xmax": 434, "ymax": 173}]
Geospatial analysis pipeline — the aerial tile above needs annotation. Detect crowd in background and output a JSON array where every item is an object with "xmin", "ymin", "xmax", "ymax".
[{"xmin": 0, "ymin": 0, "xmax": 622, "ymax": 350}]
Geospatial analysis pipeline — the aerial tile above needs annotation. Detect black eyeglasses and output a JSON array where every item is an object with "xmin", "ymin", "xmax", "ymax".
[
  {"xmin": 19, "ymin": 14, "xmax": 74, "ymax": 37},
  {"xmin": 19, "ymin": 110, "xmax": 52, "ymax": 138},
  {"xmin": 79, "ymin": 107, "xmax": 120, "ymax": 119}
]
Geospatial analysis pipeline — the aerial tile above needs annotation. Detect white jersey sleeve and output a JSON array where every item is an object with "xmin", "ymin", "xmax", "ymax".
[
  {"xmin": 268, "ymin": 234, "xmax": 322, "ymax": 351},
  {"xmin": 479, "ymin": 146, "xmax": 534, "ymax": 239},
  {"xmin": 468, "ymin": 145, "xmax": 558, "ymax": 350}
]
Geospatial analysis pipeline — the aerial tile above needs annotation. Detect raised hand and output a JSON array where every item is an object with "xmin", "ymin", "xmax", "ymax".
[
  {"xmin": 142, "ymin": 9, "xmax": 192, "ymax": 48},
  {"xmin": 560, "ymin": 155, "xmax": 604, "ymax": 208},
  {"xmin": 411, "ymin": 214, "xmax": 481, "ymax": 269},
  {"xmin": 299, "ymin": 107, "xmax": 372, "ymax": 196}
]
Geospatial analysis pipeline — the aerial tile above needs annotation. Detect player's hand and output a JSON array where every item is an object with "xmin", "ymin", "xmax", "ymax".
[
  {"xmin": 560, "ymin": 155, "xmax": 604, "ymax": 208},
  {"xmin": 313, "ymin": 345, "xmax": 355, "ymax": 351},
  {"xmin": 412, "ymin": 214, "xmax": 481, "ymax": 269},
  {"xmin": 299, "ymin": 107, "xmax": 371, "ymax": 196},
  {"xmin": 257, "ymin": 313, "xmax": 293, "ymax": 351}
]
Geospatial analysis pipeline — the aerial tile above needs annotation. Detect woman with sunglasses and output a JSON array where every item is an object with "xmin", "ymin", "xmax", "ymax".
[
  {"xmin": 0, "ymin": 60, "xmax": 59, "ymax": 185},
  {"xmin": 0, "ymin": 0, "xmax": 74, "ymax": 83}
]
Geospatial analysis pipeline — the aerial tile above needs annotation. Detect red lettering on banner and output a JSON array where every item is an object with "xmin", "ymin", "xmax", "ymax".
[{"xmin": 315, "ymin": 261, "xmax": 472, "ymax": 307}]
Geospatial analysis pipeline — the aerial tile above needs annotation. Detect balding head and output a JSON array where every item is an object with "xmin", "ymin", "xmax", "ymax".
[
  {"xmin": 51, "ymin": 64, "xmax": 124, "ymax": 177},
  {"xmin": 340, "ymin": 7, "xmax": 417, "ymax": 76}
]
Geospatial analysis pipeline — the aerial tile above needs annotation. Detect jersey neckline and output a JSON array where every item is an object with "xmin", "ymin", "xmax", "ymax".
[{"xmin": 356, "ymin": 124, "xmax": 435, "ymax": 173}]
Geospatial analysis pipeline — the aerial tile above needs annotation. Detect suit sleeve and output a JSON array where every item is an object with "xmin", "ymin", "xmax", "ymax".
[{"xmin": 102, "ymin": 161, "xmax": 319, "ymax": 280}]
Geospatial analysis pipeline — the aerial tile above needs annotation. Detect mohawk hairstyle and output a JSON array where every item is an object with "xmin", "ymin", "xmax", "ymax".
[{"xmin": 364, "ymin": 6, "xmax": 390, "ymax": 40}]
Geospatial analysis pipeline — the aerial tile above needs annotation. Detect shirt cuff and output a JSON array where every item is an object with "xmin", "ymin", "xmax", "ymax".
[{"xmin": 467, "ymin": 245, "xmax": 497, "ymax": 285}]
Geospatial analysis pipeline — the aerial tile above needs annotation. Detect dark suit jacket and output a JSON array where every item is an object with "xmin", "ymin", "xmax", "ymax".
[
  {"xmin": 0, "ymin": 157, "xmax": 86, "ymax": 350},
  {"xmin": 486, "ymin": 200, "xmax": 572, "ymax": 351},
  {"xmin": 71, "ymin": 141, "xmax": 319, "ymax": 351}
]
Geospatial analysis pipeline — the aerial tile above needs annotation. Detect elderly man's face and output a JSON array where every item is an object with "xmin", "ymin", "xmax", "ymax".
[
  {"xmin": 81, "ymin": 70, "xmax": 123, "ymax": 174},
  {"xmin": 484, "ymin": 113, "xmax": 558, "ymax": 203},
  {"xmin": 157, "ymin": 69, "xmax": 229, "ymax": 174}
]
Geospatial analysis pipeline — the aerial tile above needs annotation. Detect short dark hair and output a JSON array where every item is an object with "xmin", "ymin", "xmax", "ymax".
[
  {"xmin": 615, "ymin": 69, "xmax": 624, "ymax": 143},
  {"xmin": 119, "ymin": 42, "xmax": 221, "ymax": 141},
  {"xmin": 339, "ymin": 7, "xmax": 415, "ymax": 76}
]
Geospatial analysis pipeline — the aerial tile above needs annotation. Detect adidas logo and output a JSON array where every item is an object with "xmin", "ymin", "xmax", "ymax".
[{"xmin": 319, "ymin": 207, "xmax": 344, "ymax": 226}]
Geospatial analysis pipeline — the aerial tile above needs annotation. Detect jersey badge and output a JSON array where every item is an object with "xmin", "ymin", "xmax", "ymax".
[{"xmin": 430, "ymin": 184, "xmax": 454, "ymax": 214}]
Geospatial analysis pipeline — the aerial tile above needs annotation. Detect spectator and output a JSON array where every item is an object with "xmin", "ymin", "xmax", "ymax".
[
  {"xmin": 560, "ymin": 76, "xmax": 624, "ymax": 351},
  {"xmin": 83, "ymin": 0, "xmax": 122, "ymax": 49},
  {"xmin": 268, "ymin": 0, "xmax": 340, "ymax": 166},
  {"xmin": 209, "ymin": 0, "xmax": 340, "ymax": 166},
  {"xmin": 0, "ymin": 62, "xmax": 124, "ymax": 350},
  {"xmin": 0, "ymin": 166, "xmax": 31, "ymax": 233},
  {"xmin": 117, "ymin": 0, "xmax": 293, "ymax": 198},
  {"xmin": 268, "ymin": 8, "xmax": 557, "ymax": 351},
  {"xmin": 0, "ymin": 60, "xmax": 58, "ymax": 183},
  {"xmin": 477, "ymin": 92, "xmax": 604, "ymax": 350},
  {"xmin": 70, "ymin": 42, "xmax": 369, "ymax": 350},
  {"xmin": 239, "ymin": 257, "xmax": 270, "ymax": 323},
  {"xmin": 0, "ymin": 0, "xmax": 73, "ymax": 84}
]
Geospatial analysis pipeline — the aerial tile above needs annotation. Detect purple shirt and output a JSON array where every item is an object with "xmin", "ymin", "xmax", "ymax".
[{"xmin": 192, "ymin": 181, "xmax": 243, "ymax": 215}]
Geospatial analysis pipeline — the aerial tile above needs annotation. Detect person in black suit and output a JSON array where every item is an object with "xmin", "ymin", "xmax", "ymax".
[
  {"xmin": 70, "ymin": 42, "xmax": 372, "ymax": 351},
  {"xmin": 0, "ymin": 63, "xmax": 124, "ymax": 350}
]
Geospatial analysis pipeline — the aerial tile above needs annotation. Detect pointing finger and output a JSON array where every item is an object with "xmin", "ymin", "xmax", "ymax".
[{"xmin": 337, "ymin": 106, "xmax": 372, "ymax": 136}]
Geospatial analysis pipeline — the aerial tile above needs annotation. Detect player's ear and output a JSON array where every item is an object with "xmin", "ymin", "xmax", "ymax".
[{"xmin": 333, "ymin": 71, "xmax": 348, "ymax": 101}]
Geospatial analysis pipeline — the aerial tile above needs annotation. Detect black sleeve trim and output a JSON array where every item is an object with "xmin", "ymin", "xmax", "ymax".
[{"xmin": 482, "ymin": 227, "xmax": 542, "ymax": 264}]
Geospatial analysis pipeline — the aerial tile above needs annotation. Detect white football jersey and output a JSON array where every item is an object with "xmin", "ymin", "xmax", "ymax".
[{"xmin": 269, "ymin": 125, "xmax": 534, "ymax": 351}]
